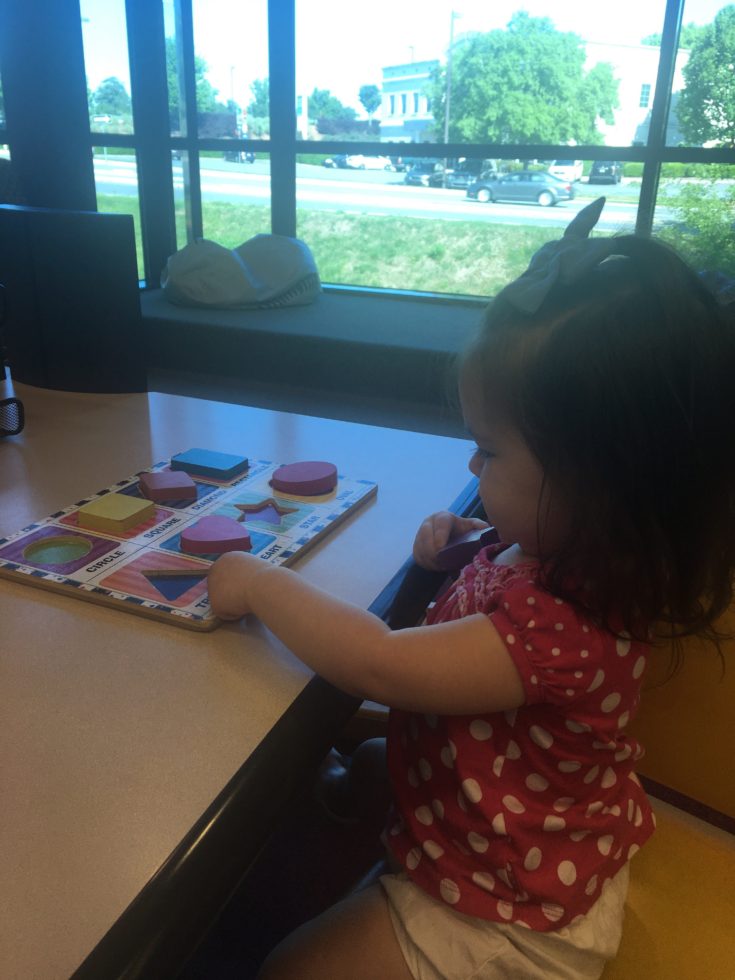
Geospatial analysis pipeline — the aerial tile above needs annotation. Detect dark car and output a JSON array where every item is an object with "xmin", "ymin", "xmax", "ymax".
[
  {"xmin": 444, "ymin": 169, "xmax": 476, "ymax": 189},
  {"xmin": 223, "ymin": 150, "xmax": 255, "ymax": 163},
  {"xmin": 404, "ymin": 161, "xmax": 445, "ymax": 187},
  {"xmin": 589, "ymin": 160, "xmax": 623, "ymax": 184},
  {"xmin": 445, "ymin": 165, "xmax": 498, "ymax": 189},
  {"xmin": 466, "ymin": 170, "xmax": 574, "ymax": 207}
]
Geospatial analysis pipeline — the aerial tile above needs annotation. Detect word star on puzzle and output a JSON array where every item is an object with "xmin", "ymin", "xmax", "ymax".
[{"xmin": 0, "ymin": 449, "xmax": 376, "ymax": 630}]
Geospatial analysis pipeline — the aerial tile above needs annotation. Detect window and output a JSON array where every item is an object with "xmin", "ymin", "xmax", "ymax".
[
  {"xmin": 655, "ymin": 2, "xmax": 735, "ymax": 281},
  {"xmin": 80, "ymin": 0, "xmax": 140, "ymax": 273},
  {"xmin": 3, "ymin": 0, "xmax": 734, "ymax": 299},
  {"xmin": 82, "ymin": 0, "xmax": 134, "ymax": 136}
]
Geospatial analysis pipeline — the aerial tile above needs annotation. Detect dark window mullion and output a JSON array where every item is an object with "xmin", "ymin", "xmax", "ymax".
[
  {"xmin": 0, "ymin": 0, "xmax": 96, "ymax": 212},
  {"xmin": 174, "ymin": 0, "xmax": 203, "ymax": 242},
  {"xmin": 268, "ymin": 0, "xmax": 296, "ymax": 237},
  {"xmin": 125, "ymin": 0, "xmax": 177, "ymax": 285},
  {"xmin": 636, "ymin": 0, "xmax": 685, "ymax": 236}
]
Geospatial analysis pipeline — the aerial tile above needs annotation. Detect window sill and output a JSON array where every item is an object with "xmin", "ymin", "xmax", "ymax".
[{"xmin": 143, "ymin": 288, "xmax": 482, "ymax": 407}]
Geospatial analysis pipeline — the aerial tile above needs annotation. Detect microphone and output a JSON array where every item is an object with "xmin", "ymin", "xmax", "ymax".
[{"xmin": 0, "ymin": 395, "xmax": 24, "ymax": 437}]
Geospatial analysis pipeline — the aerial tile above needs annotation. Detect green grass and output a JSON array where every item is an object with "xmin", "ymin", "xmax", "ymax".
[
  {"xmin": 297, "ymin": 210, "xmax": 551, "ymax": 295},
  {"xmin": 98, "ymin": 193, "xmax": 560, "ymax": 295}
]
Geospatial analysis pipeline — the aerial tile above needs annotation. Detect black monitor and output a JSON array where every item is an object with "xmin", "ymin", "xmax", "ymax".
[{"xmin": 0, "ymin": 205, "xmax": 146, "ymax": 392}]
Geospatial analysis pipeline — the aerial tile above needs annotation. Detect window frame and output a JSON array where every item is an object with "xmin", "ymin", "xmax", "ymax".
[{"xmin": 1, "ymin": 0, "xmax": 734, "ymax": 299}]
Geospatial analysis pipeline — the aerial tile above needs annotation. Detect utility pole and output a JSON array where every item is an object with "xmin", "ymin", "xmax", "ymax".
[{"xmin": 443, "ymin": 9, "xmax": 459, "ymax": 187}]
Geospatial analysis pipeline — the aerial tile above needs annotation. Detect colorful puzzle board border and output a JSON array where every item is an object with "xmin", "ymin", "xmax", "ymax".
[{"xmin": 0, "ymin": 455, "xmax": 377, "ymax": 631}]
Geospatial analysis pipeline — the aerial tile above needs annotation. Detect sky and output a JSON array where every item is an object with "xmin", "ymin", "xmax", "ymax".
[{"xmin": 80, "ymin": 0, "xmax": 730, "ymax": 113}]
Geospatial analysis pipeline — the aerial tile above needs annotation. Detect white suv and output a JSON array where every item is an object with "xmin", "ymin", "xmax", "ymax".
[
  {"xmin": 548, "ymin": 159, "xmax": 584, "ymax": 182},
  {"xmin": 344, "ymin": 154, "xmax": 393, "ymax": 171}
]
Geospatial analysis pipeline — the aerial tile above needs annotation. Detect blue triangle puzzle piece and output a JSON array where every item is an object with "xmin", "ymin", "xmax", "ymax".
[{"xmin": 146, "ymin": 572, "xmax": 207, "ymax": 602}]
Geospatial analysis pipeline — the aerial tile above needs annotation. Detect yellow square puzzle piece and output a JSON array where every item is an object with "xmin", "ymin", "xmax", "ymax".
[{"xmin": 77, "ymin": 493, "xmax": 155, "ymax": 533}]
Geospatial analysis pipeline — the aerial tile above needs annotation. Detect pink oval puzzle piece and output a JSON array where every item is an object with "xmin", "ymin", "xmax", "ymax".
[
  {"xmin": 270, "ymin": 461, "xmax": 338, "ymax": 496},
  {"xmin": 180, "ymin": 515, "xmax": 251, "ymax": 555}
]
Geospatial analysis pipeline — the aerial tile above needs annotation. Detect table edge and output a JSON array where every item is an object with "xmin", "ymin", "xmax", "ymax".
[{"xmin": 69, "ymin": 478, "xmax": 480, "ymax": 980}]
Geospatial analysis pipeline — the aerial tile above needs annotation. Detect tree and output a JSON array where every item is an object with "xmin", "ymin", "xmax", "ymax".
[
  {"xmin": 660, "ymin": 181, "xmax": 735, "ymax": 278},
  {"xmin": 308, "ymin": 87, "xmax": 359, "ymax": 135},
  {"xmin": 431, "ymin": 12, "xmax": 618, "ymax": 144},
  {"xmin": 91, "ymin": 77, "xmax": 131, "ymax": 116},
  {"xmin": 247, "ymin": 78, "xmax": 269, "ymax": 118},
  {"xmin": 165, "ymin": 37, "xmax": 228, "ymax": 117},
  {"xmin": 309, "ymin": 87, "xmax": 356, "ymax": 122},
  {"xmin": 359, "ymin": 84, "xmax": 381, "ymax": 118},
  {"xmin": 642, "ymin": 23, "xmax": 708, "ymax": 47},
  {"xmin": 676, "ymin": 6, "xmax": 735, "ymax": 148}
]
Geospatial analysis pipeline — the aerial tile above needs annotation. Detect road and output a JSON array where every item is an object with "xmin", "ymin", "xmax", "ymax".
[{"xmin": 93, "ymin": 157, "xmax": 661, "ymax": 232}]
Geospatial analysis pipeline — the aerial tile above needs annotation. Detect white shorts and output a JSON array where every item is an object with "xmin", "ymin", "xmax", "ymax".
[{"xmin": 381, "ymin": 864, "xmax": 629, "ymax": 980}]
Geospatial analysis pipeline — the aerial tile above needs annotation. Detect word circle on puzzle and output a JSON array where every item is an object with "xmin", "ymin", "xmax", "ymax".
[{"xmin": 0, "ymin": 449, "xmax": 377, "ymax": 631}]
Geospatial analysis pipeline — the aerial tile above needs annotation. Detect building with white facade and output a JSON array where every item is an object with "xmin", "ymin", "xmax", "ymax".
[
  {"xmin": 380, "ymin": 60, "xmax": 439, "ymax": 142},
  {"xmin": 585, "ymin": 42, "xmax": 690, "ymax": 146}
]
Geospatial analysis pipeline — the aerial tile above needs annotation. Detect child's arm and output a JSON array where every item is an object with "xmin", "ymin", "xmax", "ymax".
[
  {"xmin": 207, "ymin": 551, "xmax": 525, "ymax": 716},
  {"xmin": 413, "ymin": 510, "xmax": 489, "ymax": 570}
]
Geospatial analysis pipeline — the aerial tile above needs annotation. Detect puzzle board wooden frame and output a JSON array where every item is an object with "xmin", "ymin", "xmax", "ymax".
[{"xmin": 0, "ymin": 455, "xmax": 377, "ymax": 631}]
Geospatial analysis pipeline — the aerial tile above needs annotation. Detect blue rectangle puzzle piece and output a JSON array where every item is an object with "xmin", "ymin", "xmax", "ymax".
[{"xmin": 170, "ymin": 448, "xmax": 249, "ymax": 480}]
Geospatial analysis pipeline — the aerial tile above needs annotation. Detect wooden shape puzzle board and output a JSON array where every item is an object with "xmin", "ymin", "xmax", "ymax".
[{"xmin": 0, "ymin": 454, "xmax": 377, "ymax": 631}]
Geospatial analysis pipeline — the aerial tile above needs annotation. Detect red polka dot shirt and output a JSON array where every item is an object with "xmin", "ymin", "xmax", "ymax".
[{"xmin": 385, "ymin": 544, "xmax": 655, "ymax": 931}]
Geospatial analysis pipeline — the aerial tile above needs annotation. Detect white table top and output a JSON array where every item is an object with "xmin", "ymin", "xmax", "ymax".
[{"xmin": 1, "ymin": 382, "xmax": 473, "ymax": 980}]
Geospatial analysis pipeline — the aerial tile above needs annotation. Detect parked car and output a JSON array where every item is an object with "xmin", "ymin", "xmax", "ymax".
[
  {"xmin": 223, "ymin": 150, "xmax": 255, "ymax": 163},
  {"xmin": 466, "ymin": 170, "xmax": 575, "ymax": 207},
  {"xmin": 445, "ymin": 165, "xmax": 498, "ymax": 189},
  {"xmin": 322, "ymin": 154, "xmax": 348, "ymax": 168},
  {"xmin": 404, "ymin": 161, "xmax": 445, "ymax": 187},
  {"xmin": 444, "ymin": 170, "xmax": 475, "ymax": 189},
  {"xmin": 589, "ymin": 160, "xmax": 623, "ymax": 184},
  {"xmin": 548, "ymin": 159, "xmax": 584, "ymax": 182},
  {"xmin": 344, "ymin": 154, "xmax": 394, "ymax": 170}
]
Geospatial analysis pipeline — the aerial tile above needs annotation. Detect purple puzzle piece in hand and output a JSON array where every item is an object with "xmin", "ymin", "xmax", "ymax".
[{"xmin": 435, "ymin": 526, "xmax": 499, "ymax": 571}]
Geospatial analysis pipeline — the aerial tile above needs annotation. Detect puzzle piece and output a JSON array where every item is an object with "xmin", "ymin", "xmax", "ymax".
[
  {"xmin": 171, "ymin": 448, "xmax": 249, "ymax": 481},
  {"xmin": 77, "ymin": 493, "xmax": 155, "ymax": 533},
  {"xmin": 139, "ymin": 470, "xmax": 197, "ymax": 503},
  {"xmin": 435, "ymin": 526, "xmax": 499, "ymax": 571},
  {"xmin": 270, "ymin": 461, "xmax": 338, "ymax": 496},
  {"xmin": 234, "ymin": 498, "xmax": 299, "ymax": 525},
  {"xmin": 180, "ymin": 515, "xmax": 252, "ymax": 555},
  {"xmin": 142, "ymin": 568, "xmax": 209, "ymax": 601}
]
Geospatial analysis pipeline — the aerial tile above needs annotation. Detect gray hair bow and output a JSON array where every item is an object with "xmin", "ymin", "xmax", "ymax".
[{"xmin": 499, "ymin": 197, "xmax": 621, "ymax": 314}]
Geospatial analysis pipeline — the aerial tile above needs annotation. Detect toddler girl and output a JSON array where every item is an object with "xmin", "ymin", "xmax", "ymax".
[{"xmin": 207, "ymin": 199, "xmax": 735, "ymax": 979}]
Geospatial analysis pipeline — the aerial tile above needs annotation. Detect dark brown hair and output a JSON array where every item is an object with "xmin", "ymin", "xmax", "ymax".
[{"xmin": 463, "ymin": 236, "xmax": 735, "ymax": 647}]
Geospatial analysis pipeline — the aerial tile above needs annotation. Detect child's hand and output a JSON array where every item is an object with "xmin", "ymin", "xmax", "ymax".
[
  {"xmin": 413, "ymin": 511, "xmax": 489, "ymax": 571},
  {"xmin": 207, "ymin": 551, "xmax": 264, "ymax": 620}
]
